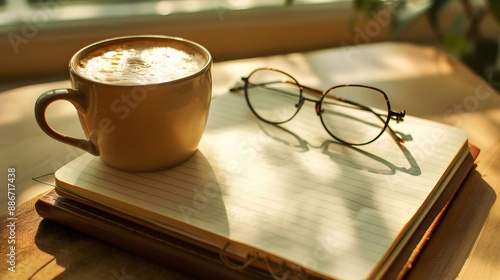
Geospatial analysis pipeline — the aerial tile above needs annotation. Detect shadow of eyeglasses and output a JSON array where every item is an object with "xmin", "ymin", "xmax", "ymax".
[{"xmin": 256, "ymin": 120, "xmax": 420, "ymax": 176}]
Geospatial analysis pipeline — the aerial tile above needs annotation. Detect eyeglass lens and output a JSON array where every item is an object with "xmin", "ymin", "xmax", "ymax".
[
  {"xmin": 245, "ymin": 69, "xmax": 301, "ymax": 123},
  {"xmin": 321, "ymin": 86, "xmax": 389, "ymax": 145}
]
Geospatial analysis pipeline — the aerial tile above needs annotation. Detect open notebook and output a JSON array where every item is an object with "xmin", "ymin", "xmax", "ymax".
[{"xmin": 53, "ymin": 91, "xmax": 470, "ymax": 280}]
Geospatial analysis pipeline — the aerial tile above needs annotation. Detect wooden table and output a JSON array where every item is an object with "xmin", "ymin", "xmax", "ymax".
[{"xmin": 1, "ymin": 43, "xmax": 499, "ymax": 279}]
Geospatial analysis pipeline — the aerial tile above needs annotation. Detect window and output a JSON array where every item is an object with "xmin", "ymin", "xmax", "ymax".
[
  {"xmin": 4, "ymin": 1, "xmax": 492, "ymax": 83},
  {"xmin": 1, "ymin": 0, "xmax": 355, "ymax": 81},
  {"xmin": 0, "ymin": 0, "xmax": 337, "ymax": 26}
]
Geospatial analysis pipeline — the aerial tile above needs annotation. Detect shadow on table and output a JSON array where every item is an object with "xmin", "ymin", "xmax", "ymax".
[{"xmin": 35, "ymin": 218, "xmax": 194, "ymax": 280}]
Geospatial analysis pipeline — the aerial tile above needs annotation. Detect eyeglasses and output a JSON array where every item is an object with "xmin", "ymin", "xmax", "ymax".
[{"xmin": 230, "ymin": 68, "xmax": 406, "ymax": 145}]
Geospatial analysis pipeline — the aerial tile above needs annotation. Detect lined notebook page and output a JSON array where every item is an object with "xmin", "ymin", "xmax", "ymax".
[{"xmin": 55, "ymin": 92, "xmax": 468, "ymax": 280}]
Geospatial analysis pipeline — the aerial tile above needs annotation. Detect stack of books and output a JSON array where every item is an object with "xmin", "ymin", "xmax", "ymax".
[{"xmin": 36, "ymin": 82, "xmax": 478, "ymax": 279}]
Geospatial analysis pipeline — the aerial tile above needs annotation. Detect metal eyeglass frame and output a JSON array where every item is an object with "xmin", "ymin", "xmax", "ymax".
[{"xmin": 230, "ymin": 67, "xmax": 406, "ymax": 145}]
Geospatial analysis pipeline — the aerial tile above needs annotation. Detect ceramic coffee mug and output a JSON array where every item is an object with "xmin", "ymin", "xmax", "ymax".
[{"xmin": 35, "ymin": 35, "xmax": 212, "ymax": 172}]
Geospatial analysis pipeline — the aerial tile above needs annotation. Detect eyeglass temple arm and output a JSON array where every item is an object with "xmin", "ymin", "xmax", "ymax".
[
  {"xmin": 229, "ymin": 86, "xmax": 244, "ymax": 92},
  {"xmin": 230, "ymin": 79, "xmax": 406, "ymax": 123},
  {"xmin": 312, "ymin": 85, "xmax": 406, "ymax": 122},
  {"xmin": 301, "ymin": 84, "xmax": 404, "ymax": 120},
  {"xmin": 230, "ymin": 79, "xmax": 406, "ymax": 143},
  {"xmin": 230, "ymin": 78, "xmax": 287, "ymax": 92},
  {"xmin": 229, "ymin": 77, "xmax": 251, "ymax": 92},
  {"xmin": 331, "ymin": 97, "xmax": 406, "ymax": 143},
  {"xmin": 388, "ymin": 110, "xmax": 406, "ymax": 143},
  {"xmin": 298, "ymin": 84, "xmax": 404, "ymax": 122},
  {"xmin": 230, "ymin": 79, "xmax": 406, "ymax": 121}
]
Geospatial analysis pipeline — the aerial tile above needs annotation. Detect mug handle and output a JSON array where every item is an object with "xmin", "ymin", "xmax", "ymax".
[{"xmin": 34, "ymin": 89, "xmax": 99, "ymax": 156}]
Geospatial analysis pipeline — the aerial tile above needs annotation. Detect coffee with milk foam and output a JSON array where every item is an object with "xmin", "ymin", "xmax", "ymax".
[{"xmin": 77, "ymin": 40, "xmax": 207, "ymax": 85}]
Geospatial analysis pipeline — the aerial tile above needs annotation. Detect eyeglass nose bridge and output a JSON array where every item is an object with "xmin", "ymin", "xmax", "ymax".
[{"xmin": 314, "ymin": 100, "xmax": 322, "ymax": 116}]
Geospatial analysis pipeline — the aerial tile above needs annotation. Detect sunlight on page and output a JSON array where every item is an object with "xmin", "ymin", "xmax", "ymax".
[{"xmin": 200, "ymin": 93, "xmax": 468, "ymax": 279}]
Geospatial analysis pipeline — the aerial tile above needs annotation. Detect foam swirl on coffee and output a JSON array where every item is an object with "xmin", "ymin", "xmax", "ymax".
[{"xmin": 77, "ymin": 41, "xmax": 206, "ymax": 85}]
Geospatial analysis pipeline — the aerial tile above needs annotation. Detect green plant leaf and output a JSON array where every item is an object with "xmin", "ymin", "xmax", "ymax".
[
  {"xmin": 487, "ymin": 0, "xmax": 500, "ymax": 23},
  {"xmin": 443, "ymin": 33, "xmax": 468, "ymax": 57},
  {"xmin": 441, "ymin": 12, "xmax": 469, "ymax": 58}
]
